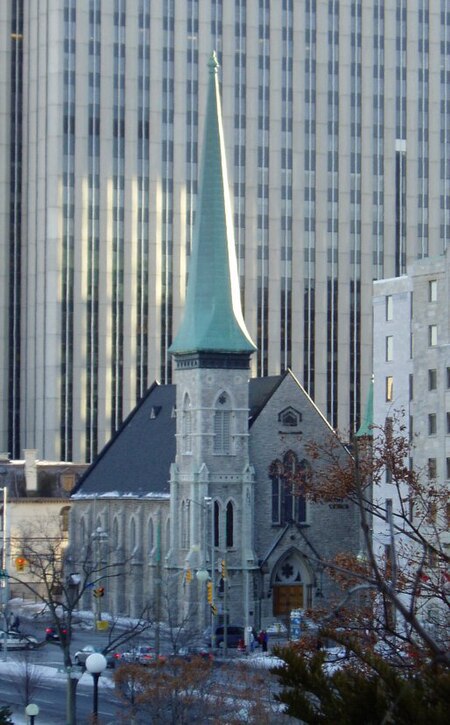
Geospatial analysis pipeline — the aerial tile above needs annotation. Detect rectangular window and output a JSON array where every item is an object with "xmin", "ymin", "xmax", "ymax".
[
  {"xmin": 428, "ymin": 458, "xmax": 437, "ymax": 479},
  {"xmin": 428, "ymin": 369, "xmax": 437, "ymax": 390},
  {"xmin": 428, "ymin": 279, "xmax": 437, "ymax": 302},
  {"xmin": 429, "ymin": 324, "xmax": 437, "ymax": 346},
  {"xmin": 409, "ymin": 374, "xmax": 414, "ymax": 401},
  {"xmin": 428, "ymin": 413, "xmax": 437, "ymax": 435},
  {"xmin": 386, "ymin": 335, "xmax": 393, "ymax": 361},
  {"xmin": 386, "ymin": 295, "xmax": 393, "ymax": 320},
  {"xmin": 447, "ymin": 412, "xmax": 450, "ymax": 434},
  {"xmin": 447, "ymin": 457, "xmax": 450, "ymax": 480},
  {"xmin": 447, "ymin": 367, "xmax": 450, "ymax": 388},
  {"xmin": 386, "ymin": 376, "xmax": 394, "ymax": 401},
  {"xmin": 271, "ymin": 478, "xmax": 281, "ymax": 524}
]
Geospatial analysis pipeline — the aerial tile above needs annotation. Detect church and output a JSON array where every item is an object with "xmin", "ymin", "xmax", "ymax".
[{"xmin": 70, "ymin": 54, "xmax": 360, "ymax": 634}]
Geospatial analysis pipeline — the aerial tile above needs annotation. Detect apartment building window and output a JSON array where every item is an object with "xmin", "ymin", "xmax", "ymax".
[
  {"xmin": 428, "ymin": 413, "xmax": 437, "ymax": 435},
  {"xmin": 428, "ymin": 458, "xmax": 437, "ymax": 480},
  {"xmin": 409, "ymin": 374, "xmax": 413, "ymax": 401},
  {"xmin": 385, "ymin": 295, "xmax": 393, "ymax": 321},
  {"xmin": 429, "ymin": 325, "xmax": 437, "ymax": 346},
  {"xmin": 386, "ymin": 335, "xmax": 393, "ymax": 361},
  {"xmin": 447, "ymin": 367, "xmax": 450, "ymax": 388},
  {"xmin": 428, "ymin": 369, "xmax": 437, "ymax": 390},
  {"xmin": 447, "ymin": 411, "xmax": 450, "ymax": 434},
  {"xmin": 447, "ymin": 457, "xmax": 450, "ymax": 480},
  {"xmin": 386, "ymin": 375, "xmax": 393, "ymax": 401},
  {"xmin": 428, "ymin": 279, "xmax": 437, "ymax": 302}
]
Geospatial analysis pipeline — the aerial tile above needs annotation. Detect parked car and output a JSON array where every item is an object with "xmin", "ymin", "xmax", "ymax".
[
  {"xmin": 0, "ymin": 630, "xmax": 38, "ymax": 650},
  {"xmin": 120, "ymin": 645, "xmax": 166, "ymax": 666},
  {"xmin": 176, "ymin": 645, "xmax": 214, "ymax": 661},
  {"xmin": 74, "ymin": 645, "xmax": 118, "ymax": 669},
  {"xmin": 203, "ymin": 625, "xmax": 258, "ymax": 649},
  {"xmin": 45, "ymin": 624, "xmax": 68, "ymax": 643}
]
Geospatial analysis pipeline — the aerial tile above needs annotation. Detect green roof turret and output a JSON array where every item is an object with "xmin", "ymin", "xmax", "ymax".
[{"xmin": 169, "ymin": 53, "xmax": 256, "ymax": 356}]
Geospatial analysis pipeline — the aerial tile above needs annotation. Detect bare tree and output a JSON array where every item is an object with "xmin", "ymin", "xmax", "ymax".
[
  {"xmin": 7, "ymin": 516, "xmax": 154, "ymax": 725},
  {"xmin": 4, "ymin": 649, "xmax": 44, "ymax": 707},
  {"xmin": 288, "ymin": 412, "xmax": 449, "ymax": 669}
]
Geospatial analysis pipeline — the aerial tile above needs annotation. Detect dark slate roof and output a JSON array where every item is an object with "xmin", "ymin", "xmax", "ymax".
[
  {"xmin": 72, "ymin": 382, "xmax": 176, "ymax": 498},
  {"xmin": 73, "ymin": 374, "xmax": 284, "ymax": 499}
]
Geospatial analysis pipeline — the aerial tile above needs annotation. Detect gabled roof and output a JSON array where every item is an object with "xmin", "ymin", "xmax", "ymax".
[
  {"xmin": 169, "ymin": 52, "xmax": 255, "ymax": 356},
  {"xmin": 72, "ymin": 382, "xmax": 176, "ymax": 498}
]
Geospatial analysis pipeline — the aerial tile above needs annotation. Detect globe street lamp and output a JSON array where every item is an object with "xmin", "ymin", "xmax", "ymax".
[
  {"xmin": 25, "ymin": 703, "xmax": 39, "ymax": 724},
  {"xmin": 85, "ymin": 652, "xmax": 107, "ymax": 723}
]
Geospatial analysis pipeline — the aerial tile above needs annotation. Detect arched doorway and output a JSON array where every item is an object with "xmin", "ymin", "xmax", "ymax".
[{"xmin": 272, "ymin": 551, "xmax": 311, "ymax": 617}]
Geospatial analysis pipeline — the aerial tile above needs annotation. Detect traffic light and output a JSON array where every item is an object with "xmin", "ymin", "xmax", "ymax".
[
  {"xmin": 207, "ymin": 581, "xmax": 213, "ymax": 603},
  {"xmin": 221, "ymin": 559, "xmax": 227, "ymax": 579},
  {"xmin": 185, "ymin": 568, "xmax": 192, "ymax": 583},
  {"xmin": 15, "ymin": 556, "xmax": 26, "ymax": 572},
  {"xmin": 93, "ymin": 586, "xmax": 105, "ymax": 598}
]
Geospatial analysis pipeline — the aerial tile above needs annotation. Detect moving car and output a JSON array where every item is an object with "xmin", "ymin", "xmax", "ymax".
[
  {"xmin": 0, "ymin": 630, "xmax": 38, "ymax": 650},
  {"xmin": 74, "ymin": 645, "xmax": 118, "ymax": 669},
  {"xmin": 176, "ymin": 645, "xmax": 214, "ymax": 661},
  {"xmin": 45, "ymin": 624, "xmax": 68, "ymax": 643},
  {"xmin": 203, "ymin": 625, "xmax": 258, "ymax": 649},
  {"xmin": 119, "ymin": 645, "xmax": 165, "ymax": 665}
]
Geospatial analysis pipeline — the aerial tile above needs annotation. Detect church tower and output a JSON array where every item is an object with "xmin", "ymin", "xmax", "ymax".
[{"xmin": 168, "ymin": 53, "xmax": 257, "ymax": 628}]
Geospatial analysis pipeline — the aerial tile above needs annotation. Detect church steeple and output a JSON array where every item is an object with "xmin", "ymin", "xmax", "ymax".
[{"xmin": 169, "ymin": 52, "xmax": 256, "ymax": 357}]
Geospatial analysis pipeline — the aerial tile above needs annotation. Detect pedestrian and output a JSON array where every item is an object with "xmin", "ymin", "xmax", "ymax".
[
  {"xmin": 259, "ymin": 629, "xmax": 268, "ymax": 653},
  {"xmin": 11, "ymin": 614, "xmax": 20, "ymax": 632}
]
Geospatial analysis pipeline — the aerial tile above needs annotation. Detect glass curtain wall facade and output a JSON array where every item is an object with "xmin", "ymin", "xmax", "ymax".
[{"xmin": 0, "ymin": 0, "xmax": 448, "ymax": 461}]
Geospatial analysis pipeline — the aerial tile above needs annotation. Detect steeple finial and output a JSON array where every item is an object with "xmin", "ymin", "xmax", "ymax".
[{"xmin": 170, "ymin": 55, "xmax": 256, "ymax": 356}]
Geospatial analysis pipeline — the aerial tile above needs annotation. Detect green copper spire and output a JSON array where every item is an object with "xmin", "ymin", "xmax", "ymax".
[
  {"xmin": 356, "ymin": 375, "xmax": 374, "ymax": 438},
  {"xmin": 170, "ymin": 53, "xmax": 256, "ymax": 356}
]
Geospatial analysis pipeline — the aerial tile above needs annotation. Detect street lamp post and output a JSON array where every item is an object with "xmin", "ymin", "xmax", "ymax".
[
  {"xmin": 189, "ymin": 497, "xmax": 217, "ymax": 649},
  {"xmin": 25, "ymin": 703, "xmax": 39, "ymax": 724},
  {"xmin": 85, "ymin": 652, "xmax": 107, "ymax": 724},
  {"xmin": 0, "ymin": 486, "xmax": 10, "ymax": 660}
]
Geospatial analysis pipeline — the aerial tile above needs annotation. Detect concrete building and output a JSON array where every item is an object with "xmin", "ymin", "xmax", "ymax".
[
  {"xmin": 372, "ymin": 248, "xmax": 450, "ymax": 627},
  {"xmin": 1, "ymin": 2, "xmax": 449, "ymax": 462},
  {"xmin": 71, "ymin": 55, "xmax": 360, "ymax": 631}
]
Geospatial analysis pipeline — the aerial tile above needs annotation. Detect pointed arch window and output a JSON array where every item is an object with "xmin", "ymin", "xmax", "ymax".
[
  {"xmin": 130, "ymin": 517, "xmax": 137, "ymax": 554},
  {"xmin": 269, "ymin": 452, "xmax": 308, "ymax": 525},
  {"xmin": 213, "ymin": 500, "xmax": 220, "ymax": 548},
  {"xmin": 147, "ymin": 517, "xmax": 154, "ymax": 553},
  {"xmin": 214, "ymin": 392, "xmax": 231, "ymax": 453},
  {"xmin": 182, "ymin": 393, "xmax": 192, "ymax": 453},
  {"xmin": 226, "ymin": 501, "xmax": 234, "ymax": 548},
  {"xmin": 112, "ymin": 517, "xmax": 119, "ymax": 549},
  {"xmin": 180, "ymin": 500, "xmax": 190, "ymax": 549}
]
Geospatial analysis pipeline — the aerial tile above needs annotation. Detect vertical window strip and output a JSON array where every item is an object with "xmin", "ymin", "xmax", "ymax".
[
  {"xmin": 395, "ymin": 0, "xmax": 407, "ymax": 275},
  {"xmin": 136, "ymin": 0, "xmax": 150, "ymax": 399},
  {"xmin": 61, "ymin": 0, "xmax": 76, "ymax": 460},
  {"xmin": 186, "ymin": 0, "xmax": 199, "ymax": 264},
  {"xmin": 86, "ymin": 0, "xmax": 101, "ymax": 460},
  {"xmin": 373, "ymin": 0, "xmax": 384, "ymax": 278},
  {"xmin": 327, "ymin": 0, "xmax": 339, "ymax": 426},
  {"xmin": 303, "ymin": 0, "xmax": 316, "ymax": 399},
  {"xmin": 418, "ymin": 0, "xmax": 429, "ymax": 257},
  {"xmin": 8, "ymin": 0, "xmax": 23, "ymax": 458},
  {"xmin": 111, "ymin": 0, "xmax": 126, "ymax": 433},
  {"xmin": 349, "ymin": 0, "xmax": 362, "ymax": 433},
  {"xmin": 280, "ymin": 0, "xmax": 293, "ymax": 371},
  {"xmin": 234, "ymin": 0, "xmax": 247, "ymax": 296},
  {"xmin": 257, "ymin": 0, "xmax": 270, "ymax": 377},
  {"xmin": 161, "ymin": 0, "xmax": 174, "ymax": 384},
  {"xmin": 440, "ymin": 0, "xmax": 450, "ymax": 251}
]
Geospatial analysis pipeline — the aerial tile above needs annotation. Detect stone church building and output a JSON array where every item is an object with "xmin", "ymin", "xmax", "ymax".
[{"xmin": 71, "ymin": 54, "xmax": 360, "ymax": 633}]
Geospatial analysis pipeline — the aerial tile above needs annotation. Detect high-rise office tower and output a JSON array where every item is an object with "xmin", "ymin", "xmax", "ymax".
[{"xmin": 1, "ymin": 1, "xmax": 449, "ymax": 462}]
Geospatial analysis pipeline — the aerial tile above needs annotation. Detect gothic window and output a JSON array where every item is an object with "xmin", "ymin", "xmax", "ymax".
[
  {"xmin": 180, "ymin": 500, "xmax": 189, "ymax": 549},
  {"xmin": 278, "ymin": 407, "xmax": 302, "ymax": 427},
  {"xmin": 269, "ymin": 451, "xmax": 308, "ymax": 525},
  {"xmin": 60, "ymin": 506, "xmax": 70, "ymax": 533},
  {"xmin": 226, "ymin": 501, "xmax": 234, "ymax": 548},
  {"xmin": 182, "ymin": 393, "xmax": 192, "ymax": 453},
  {"xmin": 214, "ymin": 391, "xmax": 231, "ymax": 453},
  {"xmin": 130, "ymin": 517, "xmax": 137, "ymax": 554},
  {"xmin": 147, "ymin": 517, "xmax": 154, "ymax": 553},
  {"xmin": 214, "ymin": 500, "xmax": 220, "ymax": 548},
  {"xmin": 112, "ymin": 517, "xmax": 119, "ymax": 548}
]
